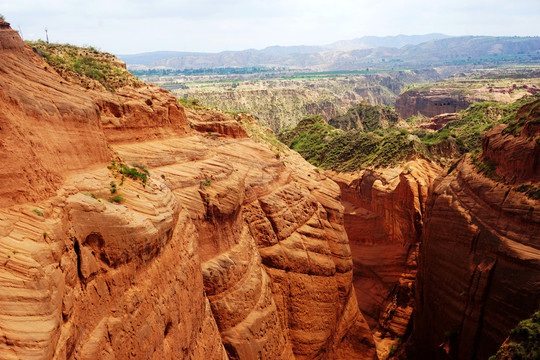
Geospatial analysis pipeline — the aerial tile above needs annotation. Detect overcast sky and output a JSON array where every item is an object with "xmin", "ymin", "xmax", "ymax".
[{"xmin": 1, "ymin": 0, "xmax": 539, "ymax": 55}]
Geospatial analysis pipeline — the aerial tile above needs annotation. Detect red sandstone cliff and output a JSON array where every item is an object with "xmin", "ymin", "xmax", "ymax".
[
  {"xmin": 0, "ymin": 23, "xmax": 376, "ymax": 359},
  {"xmin": 395, "ymin": 85, "xmax": 539, "ymax": 120},
  {"xmin": 328, "ymin": 160, "xmax": 441, "ymax": 358},
  {"xmin": 408, "ymin": 103, "xmax": 540, "ymax": 359},
  {"xmin": 482, "ymin": 98, "xmax": 540, "ymax": 184}
]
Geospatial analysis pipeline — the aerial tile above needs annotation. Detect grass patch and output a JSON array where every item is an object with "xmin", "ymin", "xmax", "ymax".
[
  {"xmin": 33, "ymin": 209, "xmax": 44, "ymax": 216},
  {"xmin": 26, "ymin": 40, "xmax": 142, "ymax": 91},
  {"xmin": 502, "ymin": 97, "xmax": 540, "ymax": 136},
  {"xmin": 108, "ymin": 159, "xmax": 149, "ymax": 184},
  {"xmin": 109, "ymin": 194, "xmax": 124, "ymax": 204},
  {"xmin": 178, "ymin": 98, "xmax": 207, "ymax": 109},
  {"xmin": 412, "ymin": 96, "xmax": 540, "ymax": 154}
]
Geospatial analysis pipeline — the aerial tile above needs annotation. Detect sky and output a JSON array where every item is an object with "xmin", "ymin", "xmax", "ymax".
[{"xmin": 1, "ymin": 0, "xmax": 540, "ymax": 55}]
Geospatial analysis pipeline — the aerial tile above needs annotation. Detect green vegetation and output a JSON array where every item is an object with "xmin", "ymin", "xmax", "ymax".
[
  {"xmin": 119, "ymin": 164, "xmax": 148, "ymax": 183},
  {"xmin": 410, "ymin": 96, "xmax": 540, "ymax": 154},
  {"xmin": 108, "ymin": 160, "xmax": 149, "ymax": 184},
  {"xmin": 26, "ymin": 41, "xmax": 142, "ymax": 91},
  {"xmin": 490, "ymin": 310, "xmax": 540, "ymax": 360},
  {"xmin": 108, "ymin": 194, "xmax": 124, "ymax": 204},
  {"xmin": 515, "ymin": 184, "xmax": 540, "ymax": 200},
  {"xmin": 131, "ymin": 66, "xmax": 280, "ymax": 77},
  {"xmin": 33, "ymin": 209, "xmax": 44, "ymax": 217},
  {"xmin": 328, "ymin": 103, "xmax": 399, "ymax": 132},
  {"xmin": 503, "ymin": 97, "xmax": 540, "ymax": 136},
  {"xmin": 178, "ymin": 97, "xmax": 207, "ymax": 109},
  {"xmin": 110, "ymin": 181, "xmax": 117, "ymax": 194},
  {"xmin": 203, "ymin": 179, "xmax": 212, "ymax": 186},
  {"xmin": 279, "ymin": 115, "xmax": 420, "ymax": 171},
  {"xmin": 0, "ymin": 14, "xmax": 5, "ymax": 21}
]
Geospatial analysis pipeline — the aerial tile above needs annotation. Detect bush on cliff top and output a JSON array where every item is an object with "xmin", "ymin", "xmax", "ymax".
[
  {"xmin": 491, "ymin": 310, "xmax": 540, "ymax": 360},
  {"xmin": 26, "ymin": 40, "xmax": 142, "ymax": 91}
]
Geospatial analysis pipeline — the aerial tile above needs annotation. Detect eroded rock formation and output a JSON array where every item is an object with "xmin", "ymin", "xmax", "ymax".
[
  {"xmin": 482, "ymin": 98, "xmax": 540, "ymax": 184},
  {"xmin": 409, "ymin": 126, "xmax": 540, "ymax": 359},
  {"xmin": 328, "ymin": 160, "xmax": 441, "ymax": 358},
  {"xmin": 0, "ymin": 24, "xmax": 376, "ymax": 359},
  {"xmin": 395, "ymin": 85, "xmax": 540, "ymax": 120}
]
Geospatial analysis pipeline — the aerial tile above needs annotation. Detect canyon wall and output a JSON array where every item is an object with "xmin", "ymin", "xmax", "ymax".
[
  {"xmin": 408, "ymin": 108, "xmax": 540, "ymax": 359},
  {"xmin": 0, "ymin": 23, "xmax": 376, "ymax": 359},
  {"xmin": 328, "ymin": 160, "xmax": 441, "ymax": 357},
  {"xmin": 395, "ymin": 84, "xmax": 540, "ymax": 119}
]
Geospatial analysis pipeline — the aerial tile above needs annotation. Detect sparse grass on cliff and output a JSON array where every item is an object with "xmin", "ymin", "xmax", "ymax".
[
  {"xmin": 178, "ymin": 97, "xmax": 207, "ymax": 110},
  {"xmin": 515, "ymin": 184, "xmax": 540, "ymax": 200},
  {"xmin": 503, "ymin": 96, "xmax": 540, "ymax": 136},
  {"xmin": 27, "ymin": 40, "xmax": 142, "ymax": 91},
  {"xmin": 108, "ymin": 160, "xmax": 148, "ymax": 184},
  {"xmin": 491, "ymin": 310, "xmax": 540, "ymax": 360}
]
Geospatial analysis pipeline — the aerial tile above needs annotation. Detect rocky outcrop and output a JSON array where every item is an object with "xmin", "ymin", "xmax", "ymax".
[
  {"xmin": 0, "ymin": 25, "xmax": 110, "ymax": 208},
  {"xmin": 328, "ymin": 160, "xmax": 441, "ymax": 357},
  {"xmin": 184, "ymin": 107, "xmax": 248, "ymax": 138},
  {"xmin": 395, "ymin": 85, "xmax": 540, "ymax": 119},
  {"xmin": 395, "ymin": 89, "xmax": 477, "ymax": 119},
  {"xmin": 0, "ymin": 24, "xmax": 376, "ymax": 359},
  {"xmin": 418, "ymin": 113, "xmax": 459, "ymax": 131},
  {"xmin": 409, "ymin": 156, "xmax": 540, "ymax": 360},
  {"xmin": 482, "ymin": 98, "xmax": 540, "ymax": 184}
]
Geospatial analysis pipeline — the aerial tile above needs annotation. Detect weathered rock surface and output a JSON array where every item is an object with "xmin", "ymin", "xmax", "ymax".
[
  {"xmin": 328, "ymin": 160, "xmax": 441, "ymax": 357},
  {"xmin": 395, "ymin": 85, "xmax": 539, "ymax": 119},
  {"xmin": 418, "ymin": 113, "xmax": 459, "ymax": 131},
  {"xmin": 0, "ymin": 25, "xmax": 376, "ymax": 359},
  {"xmin": 409, "ymin": 156, "xmax": 540, "ymax": 360}
]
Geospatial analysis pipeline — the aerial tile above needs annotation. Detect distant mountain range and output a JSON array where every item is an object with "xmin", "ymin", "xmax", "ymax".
[{"xmin": 119, "ymin": 34, "xmax": 540, "ymax": 71}]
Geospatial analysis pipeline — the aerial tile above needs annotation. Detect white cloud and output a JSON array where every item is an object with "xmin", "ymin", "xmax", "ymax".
[{"xmin": 1, "ymin": 0, "xmax": 539, "ymax": 54}]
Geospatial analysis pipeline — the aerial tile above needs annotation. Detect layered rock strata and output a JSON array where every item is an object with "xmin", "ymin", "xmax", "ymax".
[
  {"xmin": 0, "ymin": 24, "xmax": 376, "ymax": 359},
  {"xmin": 409, "ymin": 157, "xmax": 540, "ymax": 359},
  {"xmin": 328, "ymin": 160, "xmax": 441, "ymax": 357}
]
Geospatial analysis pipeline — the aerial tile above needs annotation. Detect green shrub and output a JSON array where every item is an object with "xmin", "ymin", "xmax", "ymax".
[
  {"xmin": 203, "ymin": 179, "xmax": 212, "ymax": 186},
  {"xmin": 492, "ymin": 310, "xmax": 540, "ymax": 359},
  {"xmin": 110, "ymin": 181, "xmax": 117, "ymax": 194},
  {"xmin": 178, "ymin": 98, "xmax": 206, "ymax": 109},
  {"xmin": 119, "ymin": 164, "xmax": 148, "ymax": 183},
  {"xmin": 33, "ymin": 209, "xmax": 44, "ymax": 216},
  {"xmin": 109, "ymin": 194, "xmax": 124, "ymax": 203}
]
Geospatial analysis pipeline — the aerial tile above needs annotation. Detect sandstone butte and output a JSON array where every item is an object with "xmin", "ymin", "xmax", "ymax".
[
  {"xmin": 0, "ymin": 21, "xmax": 377, "ymax": 359},
  {"xmin": 1, "ymin": 20, "xmax": 540, "ymax": 360}
]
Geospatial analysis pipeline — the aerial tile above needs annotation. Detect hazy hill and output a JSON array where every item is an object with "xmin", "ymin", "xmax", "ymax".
[
  {"xmin": 121, "ymin": 35, "xmax": 540, "ymax": 71},
  {"xmin": 119, "ymin": 50, "xmax": 210, "ymax": 66},
  {"xmin": 119, "ymin": 34, "xmax": 450, "ymax": 67},
  {"xmin": 325, "ymin": 33, "xmax": 451, "ymax": 50}
]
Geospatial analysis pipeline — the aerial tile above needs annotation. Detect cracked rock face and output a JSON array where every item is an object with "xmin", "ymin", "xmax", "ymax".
[{"xmin": 0, "ymin": 24, "xmax": 376, "ymax": 359}]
